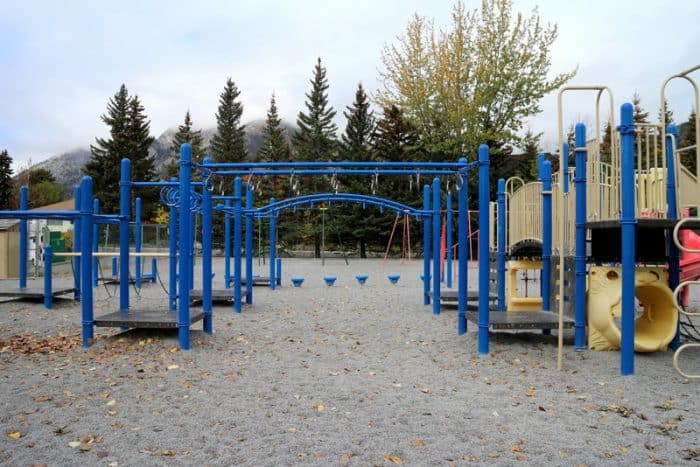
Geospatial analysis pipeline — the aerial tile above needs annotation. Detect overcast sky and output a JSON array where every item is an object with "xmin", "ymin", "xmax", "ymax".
[{"xmin": 1, "ymin": 0, "xmax": 699, "ymax": 170}]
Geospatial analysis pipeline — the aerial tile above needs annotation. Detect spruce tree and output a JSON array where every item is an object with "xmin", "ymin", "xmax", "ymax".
[
  {"xmin": 165, "ymin": 110, "xmax": 205, "ymax": 179},
  {"xmin": 211, "ymin": 78, "xmax": 247, "ymax": 162},
  {"xmin": 85, "ymin": 85, "xmax": 156, "ymax": 216},
  {"xmin": 291, "ymin": 58, "xmax": 339, "ymax": 257},
  {"xmin": 0, "ymin": 150, "xmax": 13, "ymax": 210},
  {"xmin": 679, "ymin": 110, "xmax": 697, "ymax": 175},
  {"xmin": 257, "ymin": 93, "xmax": 292, "ymax": 203},
  {"xmin": 338, "ymin": 83, "xmax": 376, "ymax": 256}
]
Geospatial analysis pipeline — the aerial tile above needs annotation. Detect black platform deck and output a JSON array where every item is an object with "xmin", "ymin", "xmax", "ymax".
[
  {"xmin": 0, "ymin": 285, "xmax": 76, "ymax": 299},
  {"xmin": 94, "ymin": 308, "xmax": 204, "ymax": 329},
  {"xmin": 98, "ymin": 277, "xmax": 136, "ymax": 285},
  {"xmin": 189, "ymin": 288, "xmax": 248, "ymax": 305},
  {"xmin": 466, "ymin": 310, "xmax": 574, "ymax": 330},
  {"xmin": 227, "ymin": 277, "xmax": 272, "ymax": 287},
  {"xmin": 430, "ymin": 290, "xmax": 497, "ymax": 302}
]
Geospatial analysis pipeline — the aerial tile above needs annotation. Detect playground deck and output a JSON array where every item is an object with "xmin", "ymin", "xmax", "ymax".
[
  {"xmin": 467, "ymin": 310, "xmax": 574, "ymax": 330},
  {"xmin": 93, "ymin": 308, "xmax": 204, "ymax": 329},
  {"xmin": 227, "ymin": 276, "xmax": 272, "ymax": 287},
  {"xmin": 431, "ymin": 289, "xmax": 497, "ymax": 303},
  {"xmin": 0, "ymin": 284, "xmax": 75, "ymax": 299},
  {"xmin": 189, "ymin": 288, "xmax": 249, "ymax": 304}
]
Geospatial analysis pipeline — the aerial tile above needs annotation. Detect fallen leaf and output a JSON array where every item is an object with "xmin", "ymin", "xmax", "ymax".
[
  {"xmin": 161, "ymin": 450, "xmax": 176, "ymax": 457},
  {"xmin": 79, "ymin": 443, "xmax": 92, "ymax": 452},
  {"xmin": 409, "ymin": 439, "xmax": 424, "ymax": 447},
  {"xmin": 419, "ymin": 387, "xmax": 430, "ymax": 394},
  {"xmin": 288, "ymin": 427, "xmax": 297, "ymax": 433},
  {"xmin": 383, "ymin": 454, "xmax": 403, "ymax": 464},
  {"xmin": 7, "ymin": 431, "xmax": 21, "ymax": 440},
  {"xmin": 525, "ymin": 390, "xmax": 536, "ymax": 397},
  {"xmin": 167, "ymin": 365, "xmax": 179, "ymax": 370},
  {"xmin": 106, "ymin": 400, "xmax": 117, "ymax": 406},
  {"xmin": 96, "ymin": 451, "xmax": 109, "ymax": 459},
  {"xmin": 558, "ymin": 450, "xmax": 568, "ymax": 459},
  {"xmin": 339, "ymin": 453, "xmax": 351, "ymax": 462},
  {"xmin": 492, "ymin": 411, "xmax": 499, "ymax": 417},
  {"xmin": 68, "ymin": 440, "xmax": 81, "ymax": 448},
  {"xmin": 509, "ymin": 445, "xmax": 521, "ymax": 452},
  {"xmin": 461, "ymin": 455, "xmax": 476, "ymax": 461},
  {"xmin": 317, "ymin": 404, "xmax": 325, "ymax": 413},
  {"xmin": 648, "ymin": 456, "xmax": 669, "ymax": 465},
  {"xmin": 33, "ymin": 396, "xmax": 53, "ymax": 402}
]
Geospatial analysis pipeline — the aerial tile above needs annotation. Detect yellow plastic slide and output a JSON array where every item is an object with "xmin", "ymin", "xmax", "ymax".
[{"xmin": 587, "ymin": 266, "xmax": 678, "ymax": 352}]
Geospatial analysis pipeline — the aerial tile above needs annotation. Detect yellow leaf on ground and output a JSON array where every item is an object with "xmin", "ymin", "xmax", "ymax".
[
  {"xmin": 7, "ymin": 431, "xmax": 21, "ymax": 439},
  {"xmin": 383, "ymin": 454, "xmax": 403, "ymax": 464},
  {"xmin": 106, "ymin": 400, "xmax": 117, "ymax": 406},
  {"xmin": 160, "ymin": 450, "xmax": 176, "ymax": 457},
  {"xmin": 525, "ymin": 390, "xmax": 536, "ymax": 397},
  {"xmin": 68, "ymin": 440, "xmax": 81, "ymax": 448},
  {"xmin": 167, "ymin": 365, "xmax": 179, "ymax": 370},
  {"xmin": 409, "ymin": 439, "xmax": 424, "ymax": 447}
]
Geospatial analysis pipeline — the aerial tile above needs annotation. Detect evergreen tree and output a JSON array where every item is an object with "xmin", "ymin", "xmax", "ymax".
[
  {"xmin": 679, "ymin": 110, "xmax": 697, "ymax": 175},
  {"xmin": 631, "ymin": 92, "xmax": 651, "ymax": 168},
  {"xmin": 341, "ymin": 83, "xmax": 375, "ymax": 160},
  {"xmin": 85, "ymin": 85, "xmax": 157, "ymax": 216},
  {"xmin": 0, "ymin": 150, "xmax": 13, "ymax": 210},
  {"xmin": 211, "ymin": 78, "xmax": 247, "ymax": 163},
  {"xmin": 599, "ymin": 120, "xmax": 613, "ymax": 165},
  {"xmin": 257, "ymin": 93, "xmax": 292, "ymax": 203},
  {"xmin": 658, "ymin": 98, "xmax": 674, "ymax": 127},
  {"xmin": 165, "ymin": 110, "xmax": 205, "ymax": 179},
  {"xmin": 293, "ymin": 57, "xmax": 338, "ymax": 164},
  {"xmin": 291, "ymin": 58, "xmax": 339, "ymax": 257}
]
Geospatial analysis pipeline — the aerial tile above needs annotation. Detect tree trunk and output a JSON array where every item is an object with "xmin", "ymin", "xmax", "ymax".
[{"xmin": 359, "ymin": 239, "xmax": 366, "ymax": 259}]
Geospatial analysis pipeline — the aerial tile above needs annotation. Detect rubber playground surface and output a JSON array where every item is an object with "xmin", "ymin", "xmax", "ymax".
[{"xmin": 0, "ymin": 258, "xmax": 697, "ymax": 465}]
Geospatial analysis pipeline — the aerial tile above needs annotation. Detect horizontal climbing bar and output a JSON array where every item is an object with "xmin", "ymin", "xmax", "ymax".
[
  {"xmin": 210, "ymin": 169, "xmax": 463, "ymax": 177},
  {"xmin": 201, "ymin": 161, "xmax": 470, "ymax": 169},
  {"xmin": 0, "ymin": 210, "xmax": 79, "ymax": 220}
]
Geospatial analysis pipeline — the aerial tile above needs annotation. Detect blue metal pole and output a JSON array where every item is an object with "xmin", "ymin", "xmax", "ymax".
[
  {"xmin": 224, "ymin": 199, "xmax": 231, "ymax": 288},
  {"xmin": 44, "ymin": 245, "xmax": 52, "ymax": 309},
  {"xmin": 432, "ymin": 178, "xmax": 441, "ymax": 315},
  {"xmin": 562, "ymin": 142, "xmax": 570, "ymax": 193},
  {"xmin": 134, "ymin": 197, "xmax": 142, "ymax": 289},
  {"xmin": 168, "ymin": 181, "xmax": 177, "ymax": 311},
  {"xmin": 665, "ymin": 124, "xmax": 682, "ymax": 349},
  {"xmin": 233, "ymin": 178, "xmax": 243, "ymax": 312},
  {"xmin": 73, "ymin": 186, "xmax": 81, "ymax": 300},
  {"xmin": 80, "ymin": 176, "xmax": 94, "ymax": 348},
  {"xmin": 619, "ymin": 103, "xmax": 636, "ymax": 376},
  {"xmin": 496, "ymin": 178, "xmax": 506, "ymax": 311},
  {"xmin": 92, "ymin": 198, "xmax": 100, "ymax": 287},
  {"xmin": 446, "ymin": 193, "xmax": 453, "ymax": 288},
  {"xmin": 245, "ymin": 186, "xmax": 253, "ymax": 303},
  {"xmin": 19, "ymin": 186, "xmax": 28, "ymax": 289},
  {"xmin": 478, "ymin": 144, "xmax": 490, "ymax": 354},
  {"xmin": 541, "ymin": 159, "xmax": 552, "ymax": 314},
  {"xmin": 150, "ymin": 258, "xmax": 157, "ymax": 283},
  {"xmin": 457, "ymin": 158, "xmax": 468, "ymax": 335},
  {"xmin": 190, "ymin": 210, "xmax": 195, "ymax": 290},
  {"xmin": 276, "ymin": 257, "xmax": 282, "ymax": 287},
  {"xmin": 269, "ymin": 199, "xmax": 277, "ymax": 292},
  {"xmin": 423, "ymin": 184, "xmax": 431, "ymax": 305},
  {"xmin": 574, "ymin": 123, "xmax": 588, "ymax": 351},
  {"xmin": 202, "ymin": 157, "xmax": 213, "ymax": 334},
  {"xmin": 111, "ymin": 257, "xmax": 117, "ymax": 278},
  {"xmin": 119, "ymin": 159, "xmax": 131, "ymax": 311},
  {"xmin": 178, "ymin": 144, "xmax": 192, "ymax": 350}
]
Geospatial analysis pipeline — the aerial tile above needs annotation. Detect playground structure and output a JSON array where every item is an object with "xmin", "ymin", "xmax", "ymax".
[
  {"xmin": 496, "ymin": 64, "xmax": 700, "ymax": 375},
  {"xmin": 0, "ymin": 65, "xmax": 697, "ymax": 378}
]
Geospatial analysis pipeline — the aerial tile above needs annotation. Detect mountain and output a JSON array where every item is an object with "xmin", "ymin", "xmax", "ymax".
[{"xmin": 27, "ymin": 119, "xmax": 296, "ymax": 191}]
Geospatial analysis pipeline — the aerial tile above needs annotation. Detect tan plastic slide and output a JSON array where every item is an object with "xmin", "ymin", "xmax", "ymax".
[{"xmin": 587, "ymin": 266, "xmax": 678, "ymax": 352}]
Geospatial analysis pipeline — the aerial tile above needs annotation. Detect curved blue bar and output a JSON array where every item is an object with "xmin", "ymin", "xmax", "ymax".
[
  {"xmin": 255, "ymin": 193, "xmax": 429, "ymax": 218},
  {"xmin": 618, "ymin": 103, "xmax": 636, "ymax": 376},
  {"xmin": 574, "ymin": 123, "xmax": 588, "ymax": 350},
  {"xmin": 477, "ymin": 144, "xmax": 490, "ymax": 354}
]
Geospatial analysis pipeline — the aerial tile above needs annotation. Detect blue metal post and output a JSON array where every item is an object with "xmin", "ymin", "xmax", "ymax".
[
  {"xmin": 233, "ymin": 178, "xmax": 243, "ymax": 312},
  {"xmin": 190, "ymin": 210, "xmax": 195, "ymax": 290},
  {"xmin": 276, "ymin": 257, "xmax": 282, "ymax": 287},
  {"xmin": 150, "ymin": 258, "xmax": 157, "ymax": 283},
  {"xmin": 619, "ymin": 103, "xmax": 636, "ymax": 376},
  {"xmin": 540, "ymin": 159, "xmax": 552, "ymax": 314},
  {"xmin": 562, "ymin": 142, "xmax": 570, "ymax": 193},
  {"xmin": 111, "ymin": 257, "xmax": 117, "ymax": 278},
  {"xmin": 44, "ymin": 245, "xmax": 52, "ymax": 309},
  {"xmin": 224, "ymin": 199, "xmax": 231, "ymax": 288},
  {"xmin": 457, "ymin": 158, "xmax": 468, "ymax": 335},
  {"xmin": 73, "ymin": 186, "xmax": 81, "ymax": 300},
  {"xmin": 496, "ymin": 178, "xmax": 506, "ymax": 311},
  {"xmin": 665, "ymin": 124, "xmax": 681, "ymax": 349},
  {"xmin": 478, "ymin": 144, "xmax": 490, "ymax": 354},
  {"xmin": 269, "ymin": 199, "xmax": 277, "ymax": 292},
  {"xmin": 432, "ymin": 178, "xmax": 441, "ymax": 315},
  {"xmin": 574, "ymin": 123, "xmax": 588, "ymax": 350},
  {"xmin": 119, "ymin": 159, "xmax": 131, "ymax": 311},
  {"xmin": 446, "ymin": 192, "xmax": 453, "ymax": 288},
  {"xmin": 19, "ymin": 186, "xmax": 28, "ymax": 288},
  {"xmin": 202, "ymin": 157, "xmax": 213, "ymax": 334},
  {"xmin": 80, "ymin": 176, "xmax": 94, "ymax": 348},
  {"xmin": 92, "ymin": 199, "xmax": 100, "ymax": 287},
  {"xmin": 134, "ymin": 197, "xmax": 142, "ymax": 289},
  {"xmin": 245, "ymin": 186, "xmax": 253, "ymax": 303},
  {"xmin": 168, "ymin": 183, "xmax": 177, "ymax": 311},
  {"xmin": 178, "ymin": 144, "xmax": 192, "ymax": 349},
  {"xmin": 423, "ymin": 185, "xmax": 431, "ymax": 305}
]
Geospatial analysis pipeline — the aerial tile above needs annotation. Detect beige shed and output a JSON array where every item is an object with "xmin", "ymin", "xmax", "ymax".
[{"xmin": 0, "ymin": 219, "xmax": 20, "ymax": 279}]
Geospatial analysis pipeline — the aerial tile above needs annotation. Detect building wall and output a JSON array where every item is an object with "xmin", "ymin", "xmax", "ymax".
[{"xmin": 0, "ymin": 226, "xmax": 20, "ymax": 279}]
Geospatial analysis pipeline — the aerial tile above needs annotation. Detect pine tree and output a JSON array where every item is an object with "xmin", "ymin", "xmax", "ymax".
[
  {"xmin": 291, "ymin": 58, "xmax": 339, "ymax": 257},
  {"xmin": 165, "ymin": 110, "xmax": 205, "ymax": 179},
  {"xmin": 211, "ymin": 78, "xmax": 247, "ymax": 163},
  {"xmin": 679, "ymin": 110, "xmax": 697, "ymax": 175},
  {"xmin": 658, "ymin": 99, "xmax": 674, "ymax": 127},
  {"xmin": 599, "ymin": 120, "xmax": 613, "ymax": 165},
  {"xmin": 0, "ymin": 150, "xmax": 13, "ymax": 210},
  {"xmin": 630, "ymin": 92, "xmax": 651, "ymax": 168},
  {"xmin": 293, "ymin": 57, "xmax": 338, "ymax": 164},
  {"xmin": 257, "ymin": 93, "xmax": 292, "ymax": 203},
  {"xmin": 85, "ymin": 85, "xmax": 156, "ymax": 216}
]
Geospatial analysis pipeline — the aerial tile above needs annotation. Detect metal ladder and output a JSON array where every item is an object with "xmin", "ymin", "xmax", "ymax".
[{"xmin": 672, "ymin": 218, "xmax": 700, "ymax": 380}]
